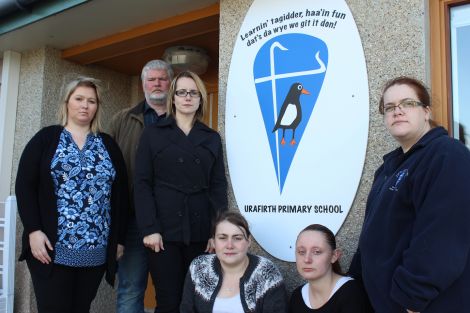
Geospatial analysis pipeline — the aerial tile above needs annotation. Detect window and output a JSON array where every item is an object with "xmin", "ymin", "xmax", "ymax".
[
  {"xmin": 429, "ymin": 0, "xmax": 470, "ymax": 146},
  {"xmin": 450, "ymin": 4, "xmax": 470, "ymax": 146}
]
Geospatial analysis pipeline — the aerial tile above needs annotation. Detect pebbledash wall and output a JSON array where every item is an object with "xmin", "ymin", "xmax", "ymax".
[{"xmin": 11, "ymin": 0, "xmax": 428, "ymax": 312}]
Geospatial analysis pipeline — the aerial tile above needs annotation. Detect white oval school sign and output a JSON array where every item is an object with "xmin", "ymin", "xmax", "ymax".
[{"xmin": 225, "ymin": 0, "xmax": 369, "ymax": 261}]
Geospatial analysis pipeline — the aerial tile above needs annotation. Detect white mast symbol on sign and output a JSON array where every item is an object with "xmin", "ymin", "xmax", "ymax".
[{"xmin": 254, "ymin": 41, "xmax": 326, "ymax": 189}]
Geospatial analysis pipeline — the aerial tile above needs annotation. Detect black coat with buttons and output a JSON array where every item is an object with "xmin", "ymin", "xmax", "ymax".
[{"xmin": 134, "ymin": 117, "xmax": 227, "ymax": 244}]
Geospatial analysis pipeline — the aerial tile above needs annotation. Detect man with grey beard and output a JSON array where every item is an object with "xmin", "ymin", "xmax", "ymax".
[{"xmin": 109, "ymin": 59, "xmax": 173, "ymax": 313}]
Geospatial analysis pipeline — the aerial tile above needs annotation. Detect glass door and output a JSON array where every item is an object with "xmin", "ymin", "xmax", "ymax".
[{"xmin": 450, "ymin": 3, "xmax": 470, "ymax": 146}]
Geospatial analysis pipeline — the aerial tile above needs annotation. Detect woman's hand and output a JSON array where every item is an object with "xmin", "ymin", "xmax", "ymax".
[
  {"xmin": 29, "ymin": 230, "xmax": 53, "ymax": 264},
  {"xmin": 116, "ymin": 244, "xmax": 125, "ymax": 260},
  {"xmin": 143, "ymin": 233, "xmax": 164, "ymax": 252},
  {"xmin": 205, "ymin": 238, "xmax": 215, "ymax": 253},
  {"xmin": 407, "ymin": 310, "xmax": 419, "ymax": 313}
]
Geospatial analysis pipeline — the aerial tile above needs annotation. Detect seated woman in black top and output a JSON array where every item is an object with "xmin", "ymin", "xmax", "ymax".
[
  {"xmin": 289, "ymin": 224, "xmax": 370, "ymax": 313},
  {"xmin": 180, "ymin": 211, "xmax": 287, "ymax": 313}
]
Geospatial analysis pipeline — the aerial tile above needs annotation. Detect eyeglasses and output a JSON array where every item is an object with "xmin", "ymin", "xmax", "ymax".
[
  {"xmin": 175, "ymin": 89, "xmax": 201, "ymax": 98},
  {"xmin": 382, "ymin": 99, "xmax": 424, "ymax": 114}
]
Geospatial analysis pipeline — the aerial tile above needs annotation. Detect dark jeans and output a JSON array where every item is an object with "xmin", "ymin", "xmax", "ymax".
[
  {"xmin": 147, "ymin": 241, "xmax": 206, "ymax": 313},
  {"xmin": 27, "ymin": 260, "xmax": 105, "ymax": 313},
  {"xmin": 116, "ymin": 218, "xmax": 148, "ymax": 313}
]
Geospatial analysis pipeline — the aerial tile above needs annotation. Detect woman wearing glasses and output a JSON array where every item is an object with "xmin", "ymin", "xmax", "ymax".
[
  {"xmin": 349, "ymin": 76, "xmax": 470, "ymax": 313},
  {"xmin": 134, "ymin": 71, "xmax": 228, "ymax": 313}
]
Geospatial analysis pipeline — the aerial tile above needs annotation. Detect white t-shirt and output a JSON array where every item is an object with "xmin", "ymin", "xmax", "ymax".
[
  {"xmin": 301, "ymin": 276, "xmax": 354, "ymax": 309},
  {"xmin": 213, "ymin": 293, "xmax": 245, "ymax": 313}
]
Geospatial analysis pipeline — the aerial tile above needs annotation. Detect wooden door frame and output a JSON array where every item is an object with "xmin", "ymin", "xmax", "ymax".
[{"xmin": 429, "ymin": 0, "xmax": 470, "ymax": 134}]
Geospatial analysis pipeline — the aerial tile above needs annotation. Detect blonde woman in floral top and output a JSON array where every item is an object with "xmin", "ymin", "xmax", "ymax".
[{"xmin": 16, "ymin": 77, "xmax": 128, "ymax": 313}]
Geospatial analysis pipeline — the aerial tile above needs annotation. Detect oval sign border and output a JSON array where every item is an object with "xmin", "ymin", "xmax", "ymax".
[{"xmin": 225, "ymin": 0, "xmax": 369, "ymax": 261}]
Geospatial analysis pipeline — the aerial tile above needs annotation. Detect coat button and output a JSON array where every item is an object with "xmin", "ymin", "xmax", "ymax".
[
  {"xmin": 177, "ymin": 157, "xmax": 184, "ymax": 163},
  {"xmin": 177, "ymin": 211, "xmax": 183, "ymax": 217},
  {"xmin": 194, "ymin": 158, "xmax": 200, "ymax": 164}
]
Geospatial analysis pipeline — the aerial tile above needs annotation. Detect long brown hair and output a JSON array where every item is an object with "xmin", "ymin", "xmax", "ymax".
[{"xmin": 166, "ymin": 71, "xmax": 208, "ymax": 123}]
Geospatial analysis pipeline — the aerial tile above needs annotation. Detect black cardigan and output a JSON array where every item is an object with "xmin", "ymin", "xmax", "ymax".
[
  {"xmin": 15, "ymin": 125, "xmax": 129, "ymax": 286},
  {"xmin": 181, "ymin": 254, "xmax": 287, "ymax": 313}
]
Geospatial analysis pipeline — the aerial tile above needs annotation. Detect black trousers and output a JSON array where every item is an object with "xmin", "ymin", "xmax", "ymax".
[
  {"xmin": 27, "ymin": 260, "xmax": 105, "ymax": 313},
  {"xmin": 147, "ymin": 241, "xmax": 206, "ymax": 313}
]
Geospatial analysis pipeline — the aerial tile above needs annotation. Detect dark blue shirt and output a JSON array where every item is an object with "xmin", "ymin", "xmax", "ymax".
[{"xmin": 143, "ymin": 101, "xmax": 166, "ymax": 126}]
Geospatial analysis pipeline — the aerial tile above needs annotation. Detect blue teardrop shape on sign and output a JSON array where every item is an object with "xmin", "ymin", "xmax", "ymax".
[{"xmin": 253, "ymin": 33, "xmax": 328, "ymax": 193}]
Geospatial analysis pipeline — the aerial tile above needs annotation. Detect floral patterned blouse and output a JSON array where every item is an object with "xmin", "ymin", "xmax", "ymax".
[{"xmin": 50, "ymin": 129, "xmax": 116, "ymax": 267}]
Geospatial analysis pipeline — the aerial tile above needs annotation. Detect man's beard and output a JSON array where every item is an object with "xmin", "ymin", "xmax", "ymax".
[{"xmin": 149, "ymin": 91, "xmax": 167, "ymax": 102}]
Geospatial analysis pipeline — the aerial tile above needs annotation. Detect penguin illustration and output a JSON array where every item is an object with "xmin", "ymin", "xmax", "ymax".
[{"xmin": 272, "ymin": 82, "xmax": 310, "ymax": 145}]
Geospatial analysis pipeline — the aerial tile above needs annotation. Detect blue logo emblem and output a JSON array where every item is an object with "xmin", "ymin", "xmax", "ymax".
[
  {"xmin": 389, "ymin": 169, "xmax": 409, "ymax": 191},
  {"xmin": 253, "ymin": 34, "xmax": 328, "ymax": 192}
]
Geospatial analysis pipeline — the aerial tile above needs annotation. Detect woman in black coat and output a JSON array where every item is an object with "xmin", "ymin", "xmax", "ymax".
[
  {"xmin": 15, "ymin": 77, "xmax": 129, "ymax": 313},
  {"xmin": 134, "ymin": 70, "xmax": 228, "ymax": 313}
]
